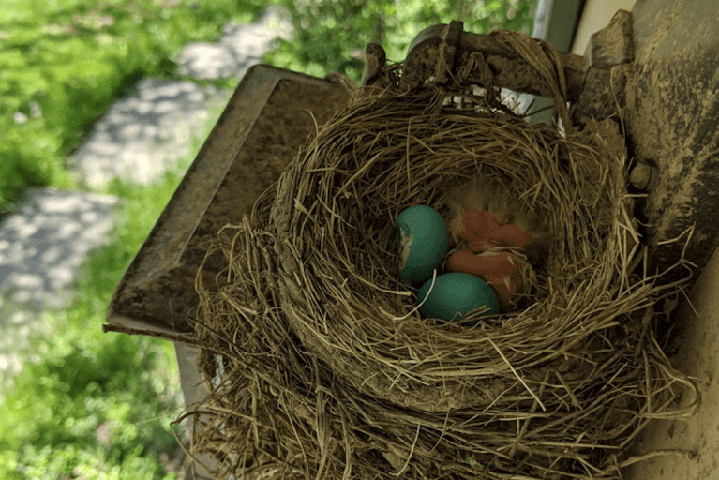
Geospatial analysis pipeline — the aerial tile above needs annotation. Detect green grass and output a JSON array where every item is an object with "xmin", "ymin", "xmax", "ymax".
[
  {"xmin": 0, "ymin": 0, "xmax": 536, "ymax": 208},
  {"xmin": 0, "ymin": 1, "xmax": 258, "ymax": 476},
  {"xmin": 0, "ymin": 95, "xmax": 226, "ymax": 480},
  {"xmin": 0, "ymin": 0, "xmax": 266, "ymax": 211}
]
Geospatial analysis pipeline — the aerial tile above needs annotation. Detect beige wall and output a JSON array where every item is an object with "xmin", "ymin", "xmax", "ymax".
[{"xmin": 571, "ymin": 0, "xmax": 637, "ymax": 55}]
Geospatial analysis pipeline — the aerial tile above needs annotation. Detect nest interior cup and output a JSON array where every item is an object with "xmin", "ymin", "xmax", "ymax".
[
  {"xmin": 188, "ymin": 29, "xmax": 697, "ymax": 480},
  {"xmin": 269, "ymin": 82, "xmax": 623, "ymax": 412}
]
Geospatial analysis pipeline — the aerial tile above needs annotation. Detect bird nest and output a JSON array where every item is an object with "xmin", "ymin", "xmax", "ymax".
[{"xmin": 180, "ymin": 30, "xmax": 697, "ymax": 480}]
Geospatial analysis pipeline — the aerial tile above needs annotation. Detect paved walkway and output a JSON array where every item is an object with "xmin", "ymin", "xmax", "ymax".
[
  {"xmin": 68, "ymin": 7, "xmax": 291, "ymax": 190},
  {"xmin": 0, "ymin": 6, "xmax": 292, "ymax": 374},
  {"xmin": 0, "ymin": 189, "xmax": 118, "ymax": 372}
]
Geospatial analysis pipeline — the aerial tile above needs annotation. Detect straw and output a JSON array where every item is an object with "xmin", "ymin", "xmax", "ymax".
[{"xmin": 182, "ymin": 30, "xmax": 697, "ymax": 480}]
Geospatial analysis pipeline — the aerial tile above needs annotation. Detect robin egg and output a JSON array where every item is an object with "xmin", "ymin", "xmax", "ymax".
[
  {"xmin": 397, "ymin": 205, "xmax": 449, "ymax": 284},
  {"xmin": 416, "ymin": 273, "xmax": 500, "ymax": 322}
]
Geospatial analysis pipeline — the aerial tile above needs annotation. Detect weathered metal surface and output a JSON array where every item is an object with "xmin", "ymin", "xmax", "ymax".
[
  {"xmin": 105, "ymin": 65, "xmax": 349, "ymax": 339},
  {"xmin": 623, "ymin": 0, "xmax": 719, "ymax": 283},
  {"xmin": 589, "ymin": 9, "xmax": 634, "ymax": 67},
  {"xmin": 569, "ymin": 1, "xmax": 719, "ymax": 286},
  {"xmin": 569, "ymin": 10, "xmax": 634, "ymax": 126},
  {"xmin": 361, "ymin": 43, "xmax": 386, "ymax": 86}
]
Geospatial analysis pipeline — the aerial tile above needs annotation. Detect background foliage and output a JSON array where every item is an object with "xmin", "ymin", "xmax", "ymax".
[
  {"xmin": 265, "ymin": 0, "xmax": 536, "ymax": 82},
  {"xmin": 0, "ymin": 153, "xmax": 201, "ymax": 479}
]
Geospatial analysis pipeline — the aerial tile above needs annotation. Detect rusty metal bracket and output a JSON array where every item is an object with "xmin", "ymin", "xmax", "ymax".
[
  {"xmin": 401, "ymin": 21, "xmax": 463, "ymax": 88},
  {"xmin": 569, "ymin": 10, "xmax": 635, "ymax": 128},
  {"xmin": 361, "ymin": 43, "xmax": 387, "ymax": 86},
  {"xmin": 401, "ymin": 21, "xmax": 588, "ymax": 102}
]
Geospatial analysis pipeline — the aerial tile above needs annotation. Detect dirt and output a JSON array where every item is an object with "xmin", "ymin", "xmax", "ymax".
[{"xmin": 612, "ymin": 0, "xmax": 719, "ymax": 290}]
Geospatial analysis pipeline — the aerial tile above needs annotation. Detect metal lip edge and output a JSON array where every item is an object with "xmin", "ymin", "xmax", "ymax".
[
  {"xmin": 124, "ymin": 65, "xmax": 339, "ymax": 277},
  {"xmin": 144, "ymin": 65, "xmax": 284, "ymax": 262},
  {"xmin": 104, "ymin": 310, "xmax": 198, "ymax": 343},
  {"xmin": 108, "ymin": 65, "xmax": 290, "ymax": 317},
  {"xmin": 107, "ymin": 65, "xmax": 349, "ymax": 335}
]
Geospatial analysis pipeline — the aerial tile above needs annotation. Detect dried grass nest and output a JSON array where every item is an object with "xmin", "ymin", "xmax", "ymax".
[{"xmin": 182, "ymin": 30, "xmax": 698, "ymax": 480}]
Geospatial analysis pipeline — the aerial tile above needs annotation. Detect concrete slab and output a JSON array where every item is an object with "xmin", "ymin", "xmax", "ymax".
[
  {"xmin": 177, "ymin": 7, "xmax": 292, "ymax": 81},
  {"xmin": 176, "ymin": 43, "xmax": 241, "ymax": 80}
]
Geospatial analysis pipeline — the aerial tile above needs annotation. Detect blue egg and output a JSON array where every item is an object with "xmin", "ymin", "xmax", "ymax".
[
  {"xmin": 397, "ymin": 205, "xmax": 449, "ymax": 284},
  {"xmin": 417, "ymin": 273, "xmax": 500, "ymax": 321}
]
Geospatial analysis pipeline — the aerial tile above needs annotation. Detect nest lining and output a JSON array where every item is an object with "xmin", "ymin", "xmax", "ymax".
[{"xmin": 180, "ymin": 30, "xmax": 698, "ymax": 480}]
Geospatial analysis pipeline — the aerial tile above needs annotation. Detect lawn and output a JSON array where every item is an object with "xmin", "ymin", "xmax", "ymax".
[
  {"xmin": 0, "ymin": 0, "xmax": 537, "ymax": 478},
  {"xmin": 0, "ymin": 0, "xmax": 265, "ymax": 211},
  {"xmin": 0, "ymin": 153, "xmax": 199, "ymax": 479},
  {"xmin": 0, "ymin": 0, "xmax": 536, "ymax": 213},
  {"xmin": 0, "ymin": 0, "xmax": 262, "ymax": 476},
  {"xmin": 0, "ymin": 95, "xmax": 235, "ymax": 475}
]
